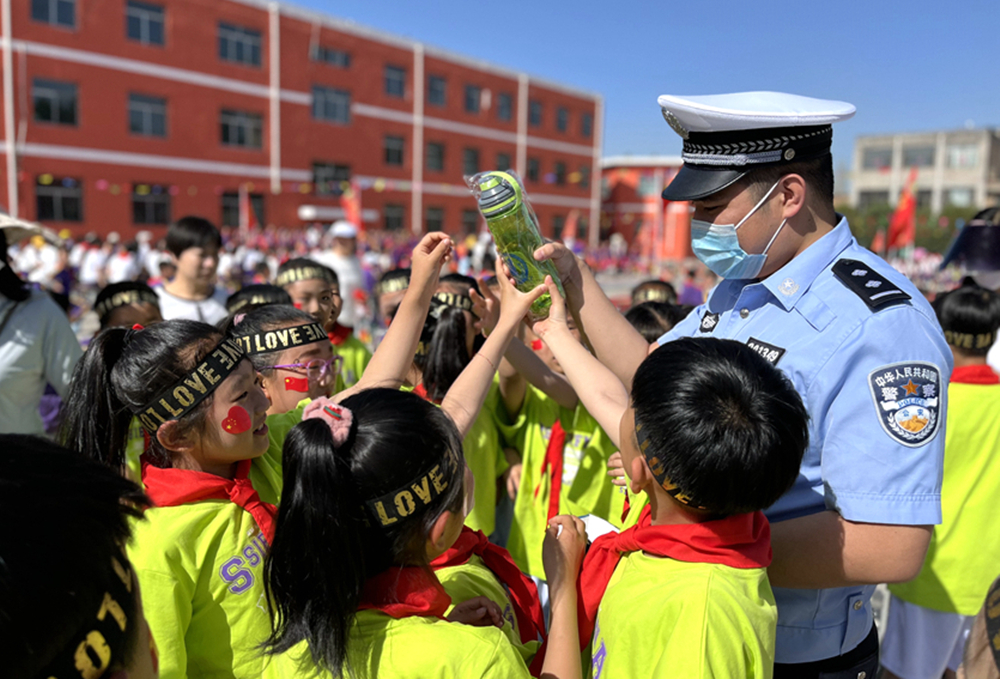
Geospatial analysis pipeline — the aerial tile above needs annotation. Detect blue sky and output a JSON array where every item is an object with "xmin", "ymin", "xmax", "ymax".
[{"xmin": 292, "ymin": 0, "xmax": 999, "ymax": 176}]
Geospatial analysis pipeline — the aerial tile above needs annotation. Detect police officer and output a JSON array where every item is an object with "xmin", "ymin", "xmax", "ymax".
[{"xmin": 536, "ymin": 91, "xmax": 951, "ymax": 677}]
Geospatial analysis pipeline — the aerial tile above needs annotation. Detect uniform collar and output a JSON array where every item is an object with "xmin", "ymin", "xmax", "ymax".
[{"xmin": 761, "ymin": 216, "xmax": 854, "ymax": 311}]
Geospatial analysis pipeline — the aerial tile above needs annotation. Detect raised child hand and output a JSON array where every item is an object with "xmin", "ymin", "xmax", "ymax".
[
  {"xmin": 542, "ymin": 514, "xmax": 587, "ymax": 600},
  {"xmin": 410, "ymin": 233, "xmax": 452, "ymax": 290},
  {"xmin": 494, "ymin": 258, "xmax": 546, "ymax": 329},
  {"xmin": 531, "ymin": 275, "xmax": 568, "ymax": 340},
  {"xmin": 446, "ymin": 595, "xmax": 504, "ymax": 628},
  {"xmin": 470, "ymin": 284, "xmax": 499, "ymax": 337},
  {"xmin": 607, "ymin": 451, "xmax": 627, "ymax": 488}
]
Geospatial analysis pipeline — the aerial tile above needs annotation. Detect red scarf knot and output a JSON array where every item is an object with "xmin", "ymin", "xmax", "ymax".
[
  {"xmin": 358, "ymin": 567, "xmax": 452, "ymax": 619},
  {"xmin": 534, "ymin": 420, "xmax": 567, "ymax": 522}
]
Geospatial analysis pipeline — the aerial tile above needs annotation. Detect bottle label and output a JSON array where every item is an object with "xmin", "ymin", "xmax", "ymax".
[{"xmin": 503, "ymin": 253, "xmax": 531, "ymax": 285}]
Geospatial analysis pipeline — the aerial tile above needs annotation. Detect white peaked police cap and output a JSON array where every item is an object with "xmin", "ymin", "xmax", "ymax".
[
  {"xmin": 0, "ymin": 213, "xmax": 61, "ymax": 245},
  {"xmin": 657, "ymin": 91, "xmax": 856, "ymax": 201},
  {"xmin": 330, "ymin": 220, "xmax": 358, "ymax": 238}
]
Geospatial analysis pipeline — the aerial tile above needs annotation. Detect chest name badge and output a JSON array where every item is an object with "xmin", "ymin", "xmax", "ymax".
[
  {"xmin": 699, "ymin": 311, "xmax": 720, "ymax": 334},
  {"xmin": 868, "ymin": 362, "xmax": 942, "ymax": 447},
  {"xmin": 745, "ymin": 337, "xmax": 786, "ymax": 365}
]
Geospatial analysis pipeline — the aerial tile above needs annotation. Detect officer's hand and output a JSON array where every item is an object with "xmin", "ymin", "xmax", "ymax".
[{"xmin": 534, "ymin": 241, "xmax": 582, "ymax": 291}]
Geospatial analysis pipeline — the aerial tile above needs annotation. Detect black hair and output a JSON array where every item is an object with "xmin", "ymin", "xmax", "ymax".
[
  {"xmin": 59, "ymin": 319, "xmax": 224, "ymax": 469},
  {"xmin": 932, "ymin": 281, "xmax": 1000, "ymax": 356},
  {"xmin": 95, "ymin": 281, "xmax": 161, "ymax": 329},
  {"xmin": 418, "ymin": 274, "xmax": 482, "ymax": 402},
  {"xmin": 744, "ymin": 153, "xmax": 835, "ymax": 207},
  {"xmin": 631, "ymin": 280, "xmax": 677, "ymax": 306},
  {"xmin": 625, "ymin": 301, "xmax": 689, "ymax": 343},
  {"xmin": 263, "ymin": 388, "xmax": 465, "ymax": 676},
  {"xmin": 225, "ymin": 304, "xmax": 319, "ymax": 371},
  {"xmin": 165, "ymin": 216, "xmax": 222, "ymax": 258},
  {"xmin": 631, "ymin": 338, "xmax": 808, "ymax": 516},
  {"xmin": 377, "ymin": 267, "xmax": 410, "ymax": 294},
  {"xmin": 1, "ymin": 435, "xmax": 149, "ymax": 678},
  {"xmin": 276, "ymin": 258, "xmax": 339, "ymax": 287},
  {"xmin": 225, "ymin": 284, "xmax": 293, "ymax": 315},
  {"xmin": 0, "ymin": 230, "xmax": 30, "ymax": 302}
]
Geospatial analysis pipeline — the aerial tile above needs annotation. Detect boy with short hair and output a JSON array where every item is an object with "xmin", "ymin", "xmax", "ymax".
[
  {"xmin": 534, "ymin": 281, "xmax": 809, "ymax": 678},
  {"xmin": 155, "ymin": 215, "xmax": 228, "ymax": 324}
]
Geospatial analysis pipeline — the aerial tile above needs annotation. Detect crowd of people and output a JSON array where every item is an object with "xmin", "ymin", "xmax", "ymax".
[{"xmin": 2, "ymin": 90, "xmax": 1000, "ymax": 679}]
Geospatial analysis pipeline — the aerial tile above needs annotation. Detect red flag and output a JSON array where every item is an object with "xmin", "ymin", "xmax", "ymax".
[
  {"xmin": 239, "ymin": 183, "xmax": 258, "ymax": 234},
  {"xmin": 887, "ymin": 167, "xmax": 918, "ymax": 250},
  {"xmin": 340, "ymin": 180, "xmax": 362, "ymax": 230}
]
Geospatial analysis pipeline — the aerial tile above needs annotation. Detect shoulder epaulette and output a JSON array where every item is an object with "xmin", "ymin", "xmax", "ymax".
[{"xmin": 832, "ymin": 259, "xmax": 911, "ymax": 311}]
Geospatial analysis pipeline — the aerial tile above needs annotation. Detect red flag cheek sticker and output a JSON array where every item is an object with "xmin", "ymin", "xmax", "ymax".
[
  {"xmin": 531, "ymin": 339, "xmax": 544, "ymax": 351},
  {"xmin": 284, "ymin": 376, "xmax": 310, "ymax": 393},
  {"xmin": 293, "ymin": 301, "xmax": 303, "ymax": 310},
  {"xmin": 221, "ymin": 406, "xmax": 252, "ymax": 435}
]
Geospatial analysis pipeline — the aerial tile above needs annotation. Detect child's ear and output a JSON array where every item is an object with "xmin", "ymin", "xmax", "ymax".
[
  {"xmin": 427, "ymin": 509, "xmax": 455, "ymax": 556},
  {"xmin": 156, "ymin": 420, "xmax": 196, "ymax": 454},
  {"xmin": 629, "ymin": 455, "xmax": 653, "ymax": 495}
]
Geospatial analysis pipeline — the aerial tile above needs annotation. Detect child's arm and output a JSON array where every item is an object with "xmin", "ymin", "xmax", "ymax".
[
  {"xmin": 540, "ymin": 515, "xmax": 587, "ymax": 679},
  {"xmin": 532, "ymin": 277, "xmax": 628, "ymax": 449},
  {"xmin": 440, "ymin": 264, "xmax": 546, "ymax": 439},
  {"xmin": 504, "ymin": 337, "xmax": 578, "ymax": 410},
  {"xmin": 335, "ymin": 233, "xmax": 450, "ymax": 399}
]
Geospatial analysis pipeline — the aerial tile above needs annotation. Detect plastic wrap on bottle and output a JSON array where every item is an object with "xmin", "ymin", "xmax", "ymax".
[{"xmin": 466, "ymin": 170, "xmax": 565, "ymax": 320}]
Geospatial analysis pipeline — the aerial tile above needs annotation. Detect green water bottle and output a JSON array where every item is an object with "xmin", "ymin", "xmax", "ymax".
[{"xmin": 475, "ymin": 171, "xmax": 564, "ymax": 320}]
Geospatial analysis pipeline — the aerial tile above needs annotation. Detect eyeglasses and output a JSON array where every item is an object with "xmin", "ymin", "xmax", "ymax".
[{"xmin": 271, "ymin": 356, "xmax": 343, "ymax": 384}]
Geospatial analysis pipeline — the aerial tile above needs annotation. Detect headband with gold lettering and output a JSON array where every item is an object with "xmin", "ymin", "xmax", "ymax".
[
  {"xmin": 432, "ymin": 291, "xmax": 474, "ymax": 314},
  {"xmin": 376, "ymin": 275, "xmax": 410, "ymax": 296},
  {"xmin": 95, "ymin": 289, "xmax": 160, "ymax": 323},
  {"xmin": 636, "ymin": 421, "xmax": 709, "ymax": 511},
  {"xmin": 275, "ymin": 265, "xmax": 336, "ymax": 288},
  {"xmin": 632, "ymin": 286, "xmax": 674, "ymax": 304},
  {"xmin": 131, "ymin": 338, "xmax": 245, "ymax": 432},
  {"xmin": 38, "ymin": 552, "xmax": 136, "ymax": 679},
  {"xmin": 233, "ymin": 321, "xmax": 328, "ymax": 356},
  {"xmin": 944, "ymin": 329, "xmax": 996, "ymax": 351},
  {"xmin": 365, "ymin": 457, "xmax": 457, "ymax": 527}
]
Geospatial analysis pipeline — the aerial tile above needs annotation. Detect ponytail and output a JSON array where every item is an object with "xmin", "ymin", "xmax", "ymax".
[{"xmin": 422, "ymin": 305, "xmax": 471, "ymax": 401}]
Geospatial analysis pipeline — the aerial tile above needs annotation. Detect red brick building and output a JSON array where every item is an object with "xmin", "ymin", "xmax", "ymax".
[
  {"xmin": 600, "ymin": 155, "xmax": 692, "ymax": 260},
  {"xmin": 0, "ymin": 0, "xmax": 602, "ymax": 242}
]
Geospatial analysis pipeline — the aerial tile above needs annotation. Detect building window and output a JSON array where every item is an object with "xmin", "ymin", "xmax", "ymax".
[
  {"xmin": 529, "ymin": 100, "xmax": 543, "ymax": 127},
  {"xmin": 128, "ymin": 93, "xmax": 166, "ymax": 137},
  {"xmin": 220, "ymin": 109, "xmax": 263, "ymax": 149},
  {"xmin": 126, "ymin": 1, "xmax": 164, "ymax": 46},
  {"xmin": 858, "ymin": 190, "xmax": 890, "ymax": 209},
  {"xmin": 945, "ymin": 187, "xmax": 974, "ymax": 208},
  {"xmin": 313, "ymin": 163, "xmax": 350, "ymax": 195},
  {"xmin": 425, "ymin": 206, "xmax": 444, "ymax": 232},
  {"xmin": 33, "ymin": 79, "xmax": 77, "ymax": 125},
  {"xmin": 902, "ymin": 146, "xmax": 935, "ymax": 168},
  {"xmin": 463, "ymin": 148, "xmax": 480, "ymax": 176},
  {"xmin": 916, "ymin": 189, "xmax": 933, "ymax": 209},
  {"xmin": 861, "ymin": 147, "xmax": 892, "ymax": 171},
  {"xmin": 384, "ymin": 65, "xmax": 405, "ymax": 98},
  {"xmin": 312, "ymin": 86, "xmax": 350, "ymax": 124},
  {"xmin": 384, "ymin": 204, "xmax": 405, "ymax": 231},
  {"xmin": 947, "ymin": 144, "xmax": 979, "ymax": 169},
  {"xmin": 464, "ymin": 85, "xmax": 480, "ymax": 114},
  {"xmin": 36, "ymin": 176, "xmax": 82, "ymax": 221},
  {"xmin": 428, "ymin": 76, "xmax": 446, "ymax": 107},
  {"xmin": 218, "ymin": 22, "xmax": 261, "ymax": 67},
  {"xmin": 554, "ymin": 161, "xmax": 566, "ymax": 185},
  {"xmin": 461, "ymin": 209, "xmax": 479, "ymax": 235},
  {"xmin": 496, "ymin": 152, "xmax": 511, "ymax": 172},
  {"xmin": 556, "ymin": 107, "xmax": 568, "ymax": 133},
  {"xmin": 221, "ymin": 192, "xmax": 264, "ymax": 227},
  {"xmin": 578, "ymin": 165, "xmax": 590, "ymax": 189},
  {"xmin": 311, "ymin": 45, "xmax": 350, "ymax": 68},
  {"xmin": 426, "ymin": 142, "xmax": 445, "ymax": 172},
  {"xmin": 527, "ymin": 157, "xmax": 540, "ymax": 182},
  {"xmin": 32, "ymin": 0, "xmax": 75, "ymax": 28},
  {"xmin": 384, "ymin": 135, "xmax": 404, "ymax": 166},
  {"xmin": 132, "ymin": 184, "xmax": 171, "ymax": 224},
  {"xmin": 497, "ymin": 92, "xmax": 513, "ymax": 122},
  {"xmin": 581, "ymin": 112, "xmax": 593, "ymax": 138},
  {"xmin": 552, "ymin": 214, "xmax": 566, "ymax": 240}
]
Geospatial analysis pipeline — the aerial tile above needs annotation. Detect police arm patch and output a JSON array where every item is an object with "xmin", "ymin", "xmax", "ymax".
[{"xmin": 867, "ymin": 362, "xmax": 942, "ymax": 447}]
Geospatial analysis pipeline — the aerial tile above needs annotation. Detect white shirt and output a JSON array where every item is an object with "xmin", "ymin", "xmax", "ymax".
[
  {"xmin": 0, "ymin": 290, "xmax": 83, "ymax": 434},
  {"xmin": 106, "ymin": 251, "xmax": 140, "ymax": 284},
  {"xmin": 313, "ymin": 250, "xmax": 364, "ymax": 326},
  {"xmin": 988, "ymin": 336, "xmax": 1000, "ymax": 376},
  {"xmin": 80, "ymin": 248, "xmax": 108, "ymax": 286},
  {"xmin": 155, "ymin": 285, "xmax": 229, "ymax": 325}
]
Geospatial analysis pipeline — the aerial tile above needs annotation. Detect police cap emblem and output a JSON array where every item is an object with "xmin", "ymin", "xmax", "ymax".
[{"xmin": 868, "ymin": 362, "xmax": 942, "ymax": 447}]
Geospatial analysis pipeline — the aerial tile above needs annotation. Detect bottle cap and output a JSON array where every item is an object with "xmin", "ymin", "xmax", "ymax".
[{"xmin": 477, "ymin": 171, "xmax": 522, "ymax": 218}]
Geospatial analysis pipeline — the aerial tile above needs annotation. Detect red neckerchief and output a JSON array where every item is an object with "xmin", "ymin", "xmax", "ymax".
[
  {"xmin": 141, "ymin": 458, "xmax": 277, "ymax": 543},
  {"xmin": 358, "ymin": 567, "xmax": 452, "ymax": 619},
  {"xmin": 328, "ymin": 322, "xmax": 353, "ymax": 346},
  {"xmin": 431, "ymin": 527, "xmax": 546, "ymax": 644},
  {"xmin": 534, "ymin": 421, "xmax": 567, "ymax": 522},
  {"xmin": 412, "ymin": 382, "xmax": 442, "ymax": 405},
  {"xmin": 951, "ymin": 364, "xmax": 1000, "ymax": 385}
]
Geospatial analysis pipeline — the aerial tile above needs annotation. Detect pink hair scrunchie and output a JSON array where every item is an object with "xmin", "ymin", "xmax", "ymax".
[{"xmin": 302, "ymin": 397, "xmax": 354, "ymax": 448}]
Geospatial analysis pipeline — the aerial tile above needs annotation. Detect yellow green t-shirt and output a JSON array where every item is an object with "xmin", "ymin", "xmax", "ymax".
[
  {"xmin": 496, "ymin": 385, "xmax": 624, "ymax": 579},
  {"xmin": 463, "ymin": 382, "xmax": 507, "ymax": 536},
  {"xmin": 889, "ymin": 379, "xmax": 1000, "ymax": 615},
  {"xmin": 249, "ymin": 404, "xmax": 306, "ymax": 505},
  {"xmin": 333, "ymin": 333, "xmax": 372, "ymax": 388},
  {"xmin": 261, "ymin": 609, "xmax": 532, "ymax": 679},
  {"xmin": 436, "ymin": 554, "xmax": 542, "ymax": 665},
  {"xmin": 591, "ymin": 552, "xmax": 776, "ymax": 679}
]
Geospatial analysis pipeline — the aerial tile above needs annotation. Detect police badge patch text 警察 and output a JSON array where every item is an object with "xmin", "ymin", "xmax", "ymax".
[{"xmin": 868, "ymin": 362, "xmax": 943, "ymax": 447}]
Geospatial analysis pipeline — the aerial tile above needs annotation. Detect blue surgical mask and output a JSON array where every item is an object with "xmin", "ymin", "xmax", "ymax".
[{"xmin": 690, "ymin": 180, "xmax": 787, "ymax": 280}]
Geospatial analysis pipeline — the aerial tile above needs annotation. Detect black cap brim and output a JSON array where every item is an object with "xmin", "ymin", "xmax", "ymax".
[{"xmin": 661, "ymin": 165, "xmax": 747, "ymax": 202}]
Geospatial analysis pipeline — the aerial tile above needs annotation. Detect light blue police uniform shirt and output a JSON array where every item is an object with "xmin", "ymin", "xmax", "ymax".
[{"xmin": 657, "ymin": 217, "xmax": 951, "ymax": 664}]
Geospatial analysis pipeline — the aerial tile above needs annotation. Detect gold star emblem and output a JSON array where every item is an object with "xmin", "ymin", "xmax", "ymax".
[{"xmin": 903, "ymin": 380, "xmax": 919, "ymax": 396}]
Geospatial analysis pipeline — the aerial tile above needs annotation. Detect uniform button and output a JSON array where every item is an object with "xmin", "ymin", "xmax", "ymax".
[
  {"xmin": 739, "ymin": 308, "xmax": 749, "ymax": 319},
  {"xmin": 857, "ymin": 672, "xmax": 866, "ymax": 679},
  {"xmin": 853, "ymin": 600, "xmax": 864, "ymax": 610}
]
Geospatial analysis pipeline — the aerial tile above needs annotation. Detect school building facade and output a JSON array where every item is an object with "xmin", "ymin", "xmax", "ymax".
[{"xmin": 0, "ymin": 0, "xmax": 603, "ymax": 243}]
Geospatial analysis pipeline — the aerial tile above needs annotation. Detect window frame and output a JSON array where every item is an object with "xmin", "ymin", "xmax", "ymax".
[
  {"xmin": 527, "ymin": 157, "xmax": 540, "ymax": 182},
  {"xmin": 581, "ymin": 112, "xmax": 593, "ymax": 138},
  {"xmin": 311, "ymin": 45, "xmax": 351, "ymax": 68},
  {"xmin": 31, "ymin": 0, "xmax": 75, "ymax": 29},
  {"xmin": 126, "ymin": 0, "xmax": 165, "ymax": 46},
  {"xmin": 529, "ymin": 100, "xmax": 543, "ymax": 127},
  {"xmin": 496, "ymin": 152, "xmax": 511, "ymax": 172},
  {"xmin": 384, "ymin": 135, "xmax": 405, "ymax": 166},
  {"xmin": 425, "ymin": 206, "xmax": 445, "ymax": 232},
  {"xmin": 128, "ymin": 92, "xmax": 167, "ymax": 137},
  {"xmin": 32, "ymin": 78, "xmax": 78, "ymax": 126},
  {"xmin": 35, "ymin": 176, "xmax": 83, "ymax": 222},
  {"xmin": 556, "ymin": 106, "xmax": 568, "ymax": 133},
  {"xmin": 427, "ymin": 75, "xmax": 447, "ymax": 107},
  {"xmin": 464, "ymin": 85, "xmax": 481, "ymax": 114},
  {"xmin": 311, "ymin": 85, "xmax": 351, "ymax": 125},
  {"xmin": 218, "ymin": 22, "xmax": 262, "ymax": 68},
  {"xmin": 131, "ymin": 184, "xmax": 171, "ymax": 225},
  {"xmin": 462, "ymin": 147, "xmax": 480, "ymax": 177},
  {"xmin": 312, "ymin": 162, "xmax": 350, "ymax": 196},
  {"xmin": 384, "ymin": 65, "xmax": 406, "ymax": 99},
  {"xmin": 384, "ymin": 204, "xmax": 405, "ymax": 231},
  {"xmin": 220, "ymin": 109, "xmax": 263, "ymax": 149},
  {"xmin": 426, "ymin": 142, "xmax": 445, "ymax": 172},
  {"xmin": 496, "ymin": 92, "xmax": 513, "ymax": 122}
]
